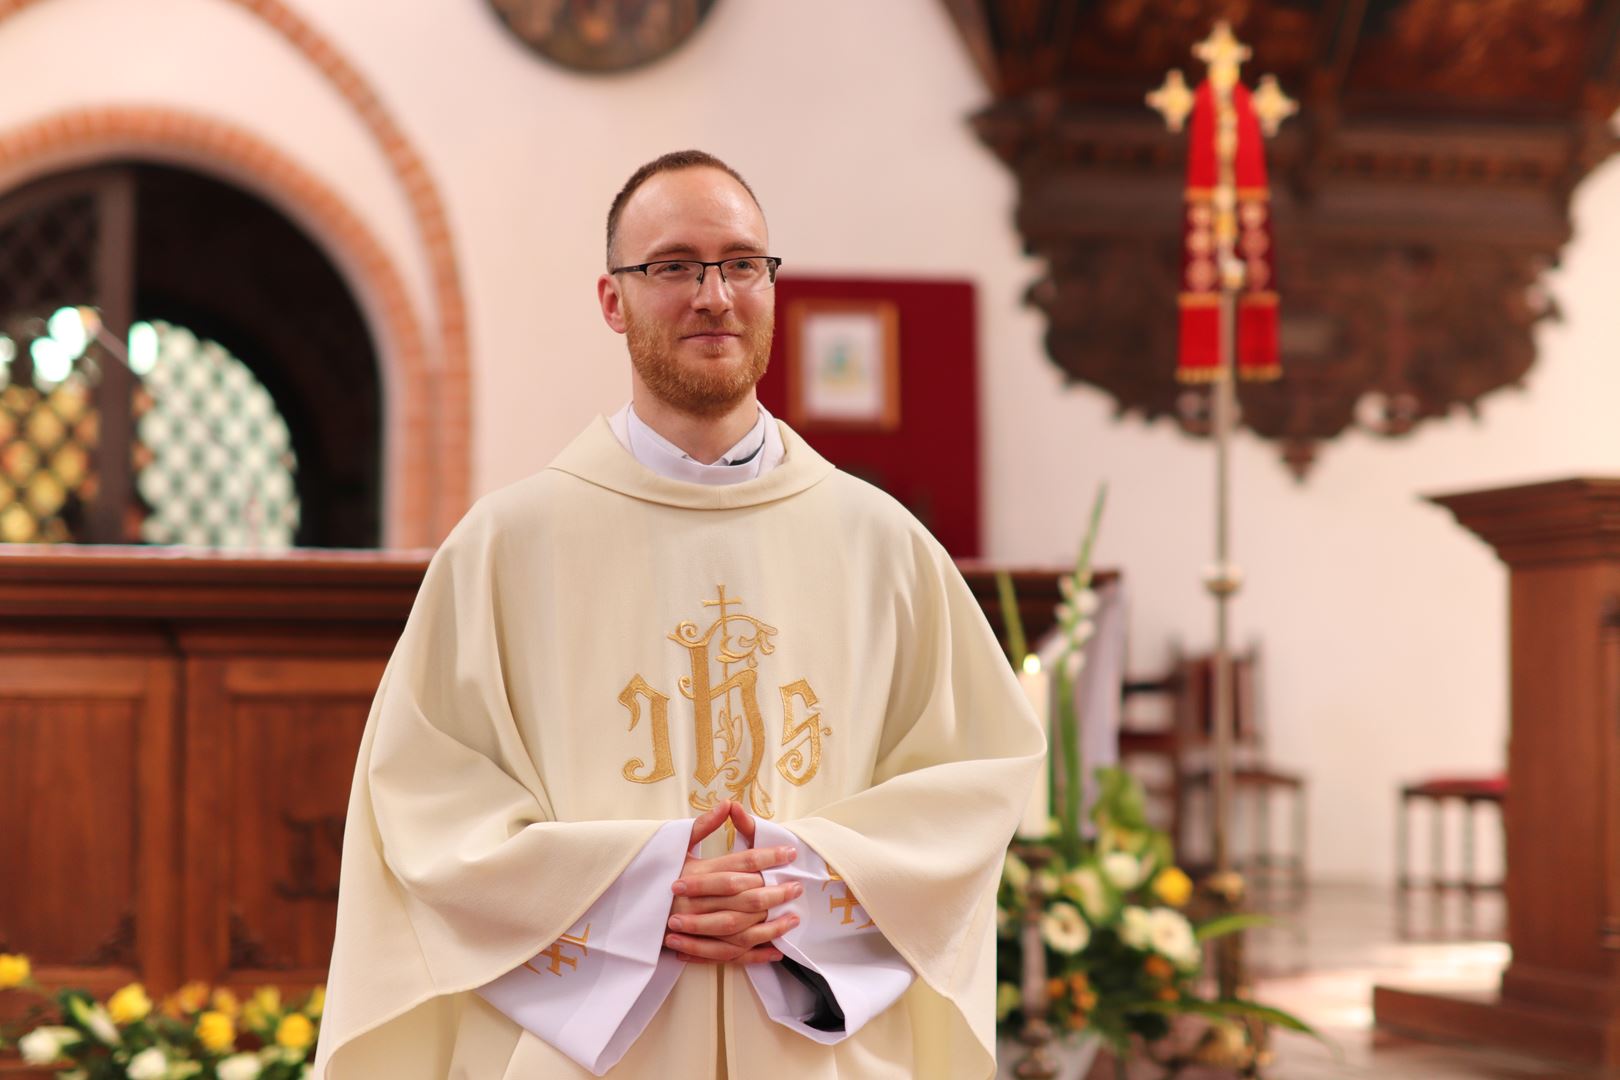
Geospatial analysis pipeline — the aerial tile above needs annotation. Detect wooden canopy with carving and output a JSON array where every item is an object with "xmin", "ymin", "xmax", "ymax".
[{"xmin": 941, "ymin": 0, "xmax": 1620, "ymax": 476}]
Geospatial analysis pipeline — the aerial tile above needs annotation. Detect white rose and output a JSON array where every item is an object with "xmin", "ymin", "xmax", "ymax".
[
  {"xmin": 1002, "ymin": 852, "xmax": 1031, "ymax": 892},
  {"xmin": 1120, "ymin": 905, "xmax": 1155, "ymax": 951},
  {"xmin": 1064, "ymin": 866, "xmax": 1112, "ymax": 921},
  {"xmin": 127, "ymin": 1047, "xmax": 167, "ymax": 1080},
  {"xmin": 1039, "ymin": 902, "xmax": 1091, "ymax": 955},
  {"xmin": 218, "ymin": 1052, "xmax": 265, "ymax": 1080},
  {"xmin": 19, "ymin": 1026, "xmax": 78, "ymax": 1064},
  {"xmin": 1149, "ymin": 907, "xmax": 1202, "ymax": 970},
  {"xmin": 1101, "ymin": 851, "xmax": 1143, "ymax": 890}
]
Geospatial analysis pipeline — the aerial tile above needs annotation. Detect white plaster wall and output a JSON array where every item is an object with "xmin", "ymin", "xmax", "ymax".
[{"xmin": 5, "ymin": 0, "xmax": 1618, "ymax": 881}]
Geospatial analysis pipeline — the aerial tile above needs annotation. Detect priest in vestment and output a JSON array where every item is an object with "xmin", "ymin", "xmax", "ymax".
[{"xmin": 312, "ymin": 151, "xmax": 1044, "ymax": 1079}]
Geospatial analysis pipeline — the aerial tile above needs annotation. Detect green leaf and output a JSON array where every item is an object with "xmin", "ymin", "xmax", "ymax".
[
  {"xmin": 994, "ymin": 570, "xmax": 1028, "ymax": 670},
  {"xmin": 1194, "ymin": 912, "xmax": 1274, "ymax": 941}
]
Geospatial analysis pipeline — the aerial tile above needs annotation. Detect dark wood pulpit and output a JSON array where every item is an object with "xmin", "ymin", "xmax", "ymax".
[{"xmin": 1374, "ymin": 478, "xmax": 1620, "ymax": 1065}]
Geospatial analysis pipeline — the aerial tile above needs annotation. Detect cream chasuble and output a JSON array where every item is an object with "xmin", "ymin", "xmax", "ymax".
[{"xmin": 312, "ymin": 416, "xmax": 1044, "ymax": 1080}]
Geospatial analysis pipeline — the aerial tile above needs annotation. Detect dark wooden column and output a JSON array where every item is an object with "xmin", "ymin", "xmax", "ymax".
[{"xmin": 1375, "ymin": 477, "xmax": 1620, "ymax": 1064}]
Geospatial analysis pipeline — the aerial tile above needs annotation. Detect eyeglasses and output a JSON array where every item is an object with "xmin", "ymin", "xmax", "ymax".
[{"xmin": 609, "ymin": 256, "xmax": 782, "ymax": 293}]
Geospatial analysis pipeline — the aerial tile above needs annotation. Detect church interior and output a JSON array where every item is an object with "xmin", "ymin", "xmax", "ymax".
[{"xmin": 2, "ymin": 1, "xmax": 1619, "ymax": 1077}]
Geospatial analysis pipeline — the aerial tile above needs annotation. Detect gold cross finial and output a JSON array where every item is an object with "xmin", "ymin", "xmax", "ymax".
[
  {"xmin": 1147, "ymin": 68, "xmax": 1195, "ymax": 133},
  {"xmin": 1193, "ymin": 21, "xmax": 1251, "ymax": 82},
  {"xmin": 1251, "ymin": 73, "xmax": 1298, "ymax": 136}
]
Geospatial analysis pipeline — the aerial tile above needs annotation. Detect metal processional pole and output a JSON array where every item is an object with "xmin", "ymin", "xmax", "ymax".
[{"xmin": 1148, "ymin": 21, "xmax": 1297, "ymax": 1021}]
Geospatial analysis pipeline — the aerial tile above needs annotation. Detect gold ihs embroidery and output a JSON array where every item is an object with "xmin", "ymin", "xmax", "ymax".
[
  {"xmin": 620, "ymin": 676, "xmax": 673, "ymax": 784},
  {"xmin": 822, "ymin": 870, "xmax": 875, "ymax": 929},
  {"xmin": 618, "ymin": 586, "xmax": 831, "ymax": 820},
  {"xmin": 523, "ymin": 923, "xmax": 592, "ymax": 977}
]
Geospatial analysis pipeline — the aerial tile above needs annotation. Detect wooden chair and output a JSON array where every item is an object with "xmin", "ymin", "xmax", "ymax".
[{"xmin": 1119, "ymin": 646, "xmax": 1308, "ymax": 904}]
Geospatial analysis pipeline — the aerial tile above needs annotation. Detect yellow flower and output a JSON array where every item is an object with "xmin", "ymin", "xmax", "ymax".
[
  {"xmin": 1045, "ymin": 977, "xmax": 1066, "ymax": 1001},
  {"xmin": 210, "ymin": 989, "xmax": 240, "ymax": 1018},
  {"xmin": 196, "ymin": 1010, "xmax": 236, "ymax": 1052},
  {"xmin": 164, "ymin": 981, "xmax": 211, "ymax": 1018},
  {"xmin": 0, "ymin": 953, "xmax": 30, "ymax": 988},
  {"xmin": 1153, "ymin": 866, "xmax": 1194, "ymax": 908},
  {"xmin": 108, "ymin": 983, "xmax": 153, "ymax": 1025},
  {"xmin": 275, "ymin": 1012, "xmax": 315, "ymax": 1051},
  {"xmin": 1143, "ymin": 954, "xmax": 1175, "ymax": 982},
  {"xmin": 243, "ymin": 986, "xmax": 281, "ymax": 1029},
  {"xmin": 304, "ymin": 986, "xmax": 325, "ymax": 1018}
]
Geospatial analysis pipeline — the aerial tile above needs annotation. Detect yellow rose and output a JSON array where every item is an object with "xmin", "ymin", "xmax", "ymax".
[
  {"xmin": 275, "ymin": 1012, "xmax": 315, "ymax": 1052},
  {"xmin": 210, "ymin": 989, "xmax": 240, "ymax": 1018},
  {"xmin": 108, "ymin": 983, "xmax": 153, "ymax": 1025},
  {"xmin": 1153, "ymin": 866, "xmax": 1194, "ymax": 908},
  {"xmin": 164, "ymin": 981, "xmax": 211, "ymax": 1018},
  {"xmin": 196, "ymin": 1010, "xmax": 236, "ymax": 1052},
  {"xmin": 304, "ymin": 986, "xmax": 325, "ymax": 1018},
  {"xmin": 243, "ymin": 986, "xmax": 281, "ymax": 1030},
  {"xmin": 0, "ymin": 953, "xmax": 31, "ymax": 988}
]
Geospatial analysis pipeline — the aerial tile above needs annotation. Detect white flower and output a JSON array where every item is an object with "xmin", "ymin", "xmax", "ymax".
[
  {"xmin": 1120, "ymin": 905, "xmax": 1155, "ymax": 950},
  {"xmin": 1063, "ymin": 866, "xmax": 1112, "ymax": 921},
  {"xmin": 1149, "ymin": 908, "xmax": 1202, "ymax": 970},
  {"xmin": 1036, "ymin": 869, "xmax": 1061, "ymax": 897},
  {"xmin": 1055, "ymin": 600, "xmax": 1075, "ymax": 625},
  {"xmin": 1063, "ymin": 651, "xmax": 1084, "ymax": 681},
  {"xmin": 1074, "ymin": 590, "xmax": 1101, "ymax": 618},
  {"xmin": 1002, "ymin": 852, "xmax": 1031, "ymax": 891},
  {"xmin": 1101, "ymin": 851, "xmax": 1144, "ymax": 890},
  {"xmin": 218, "ymin": 1053, "xmax": 265, "ymax": 1080},
  {"xmin": 127, "ymin": 1047, "xmax": 167, "ymax": 1080},
  {"xmin": 66, "ymin": 998, "xmax": 120, "ymax": 1047},
  {"xmin": 1039, "ymin": 902, "xmax": 1091, "ymax": 955},
  {"xmin": 19, "ymin": 1026, "xmax": 79, "ymax": 1064},
  {"xmin": 1072, "ymin": 619, "xmax": 1096, "ymax": 647},
  {"xmin": 1059, "ymin": 575, "xmax": 1077, "ymax": 601}
]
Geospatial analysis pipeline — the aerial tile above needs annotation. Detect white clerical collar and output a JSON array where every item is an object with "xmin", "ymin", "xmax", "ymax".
[{"xmin": 607, "ymin": 401, "xmax": 785, "ymax": 486}]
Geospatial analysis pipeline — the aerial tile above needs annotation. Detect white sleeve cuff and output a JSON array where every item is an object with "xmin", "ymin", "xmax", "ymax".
[
  {"xmin": 475, "ymin": 819, "xmax": 690, "ymax": 1076},
  {"xmin": 743, "ymin": 819, "xmax": 916, "ymax": 1044}
]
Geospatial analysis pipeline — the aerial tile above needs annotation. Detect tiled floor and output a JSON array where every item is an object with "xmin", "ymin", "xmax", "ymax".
[{"xmin": 1240, "ymin": 884, "xmax": 1614, "ymax": 1078}]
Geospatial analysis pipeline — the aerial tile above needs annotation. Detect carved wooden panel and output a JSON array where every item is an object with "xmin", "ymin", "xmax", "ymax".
[
  {"xmin": 182, "ymin": 656, "xmax": 382, "ymax": 990},
  {"xmin": 943, "ymin": 0, "xmax": 1620, "ymax": 477},
  {"xmin": 0, "ymin": 653, "xmax": 177, "ymax": 996}
]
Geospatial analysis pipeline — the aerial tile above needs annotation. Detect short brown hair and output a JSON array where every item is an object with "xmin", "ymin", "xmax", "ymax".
[{"xmin": 605, "ymin": 150, "xmax": 761, "ymax": 267}]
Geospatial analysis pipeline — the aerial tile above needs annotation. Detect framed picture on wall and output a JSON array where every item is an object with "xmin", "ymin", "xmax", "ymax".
[{"xmin": 785, "ymin": 298, "xmax": 901, "ymax": 431}]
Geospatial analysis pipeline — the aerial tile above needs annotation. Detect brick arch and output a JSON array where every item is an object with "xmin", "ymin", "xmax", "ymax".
[
  {"xmin": 0, "ymin": 0, "xmax": 472, "ymax": 543},
  {"xmin": 0, "ymin": 107, "xmax": 436, "ymax": 546}
]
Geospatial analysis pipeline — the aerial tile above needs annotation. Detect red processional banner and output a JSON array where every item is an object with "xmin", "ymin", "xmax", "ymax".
[{"xmin": 1178, "ymin": 80, "xmax": 1280, "ymax": 383}]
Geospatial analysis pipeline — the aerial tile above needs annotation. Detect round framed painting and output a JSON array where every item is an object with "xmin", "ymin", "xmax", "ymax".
[{"xmin": 486, "ymin": 0, "xmax": 721, "ymax": 74}]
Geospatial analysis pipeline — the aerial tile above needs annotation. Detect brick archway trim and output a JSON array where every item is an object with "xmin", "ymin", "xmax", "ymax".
[
  {"xmin": 0, "ymin": 0, "xmax": 472, "ymax": 544},
  {"xmin": 0, "ymin": 107, "xmax": 435, "ymax": 546}
]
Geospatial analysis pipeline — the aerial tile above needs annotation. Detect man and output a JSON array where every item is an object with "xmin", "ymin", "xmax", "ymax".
[{"xmin": 313, "ymin": 151, "xmax": 1043, "ymax": 1079}]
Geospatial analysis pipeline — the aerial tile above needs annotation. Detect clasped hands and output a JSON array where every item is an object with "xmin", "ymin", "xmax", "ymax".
[{"xmin": 664, "ymin": 799, "xmax": 801, "ymax": 965}]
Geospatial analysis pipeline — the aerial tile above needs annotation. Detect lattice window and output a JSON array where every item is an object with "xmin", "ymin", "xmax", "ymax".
[
  {"xmin": 0, "ymin": 313, "xmax": 299, "ymax": 547},
  {"xmin": 133, "ymin": 321, "xmax": 299, "ymax": 549},
  {"xmin": 0, "ymin": 330, "xmax": 104, "ymax": 543}
]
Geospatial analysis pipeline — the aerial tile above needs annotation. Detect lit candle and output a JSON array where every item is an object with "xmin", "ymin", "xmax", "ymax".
[{"xmin": 1016, "ymin": 654, "xmax": 1051, "ymax": 839}]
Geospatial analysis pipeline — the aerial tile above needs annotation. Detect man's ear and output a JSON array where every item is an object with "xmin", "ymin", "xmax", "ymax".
[{"xmin": 597, "ymin": 273, "xmax": 629, "ymax": 335}]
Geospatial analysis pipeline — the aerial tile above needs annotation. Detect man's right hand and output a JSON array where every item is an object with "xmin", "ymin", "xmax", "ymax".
[{"xmin": 665, "ymin": 800, "xmax": 801, "ymax": 965}]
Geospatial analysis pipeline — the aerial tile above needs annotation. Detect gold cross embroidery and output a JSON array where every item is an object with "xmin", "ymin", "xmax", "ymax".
[
  {"xmin": 821, "ymin": 870, "xmax": 875, "ymax": 929},
  {"xmin": 524, "ymin": 923, "xmax": 592, "ymax": 977}
]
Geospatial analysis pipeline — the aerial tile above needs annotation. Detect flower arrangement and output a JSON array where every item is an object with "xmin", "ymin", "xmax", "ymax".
[
  {"xmin": 0, "ymin": 955, "xmax": 320, "ymax": 1080},
  {"xmin": 996, "ymin": 767, "xmax": 1307, "ymax": 1065},
  {"xmin": 994, "ymin": 487, "xmax": 1317, "ymax": 1074}
]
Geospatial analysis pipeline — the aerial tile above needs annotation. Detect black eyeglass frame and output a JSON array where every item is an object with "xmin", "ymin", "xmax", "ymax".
[{"xmin": 608, "ymin": 256, "xmax": 784, "ymax": 287}]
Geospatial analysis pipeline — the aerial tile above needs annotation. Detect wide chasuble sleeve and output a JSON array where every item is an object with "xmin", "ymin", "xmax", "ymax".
[{"xmin": 312, "ymin": 418, "xmax": 1045, "ymax": 1080}]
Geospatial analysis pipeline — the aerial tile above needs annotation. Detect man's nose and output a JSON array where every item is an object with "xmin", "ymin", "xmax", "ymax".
[{"xmin": 690, "ymin": 266, "xmax": 734, "ymax": 312}]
